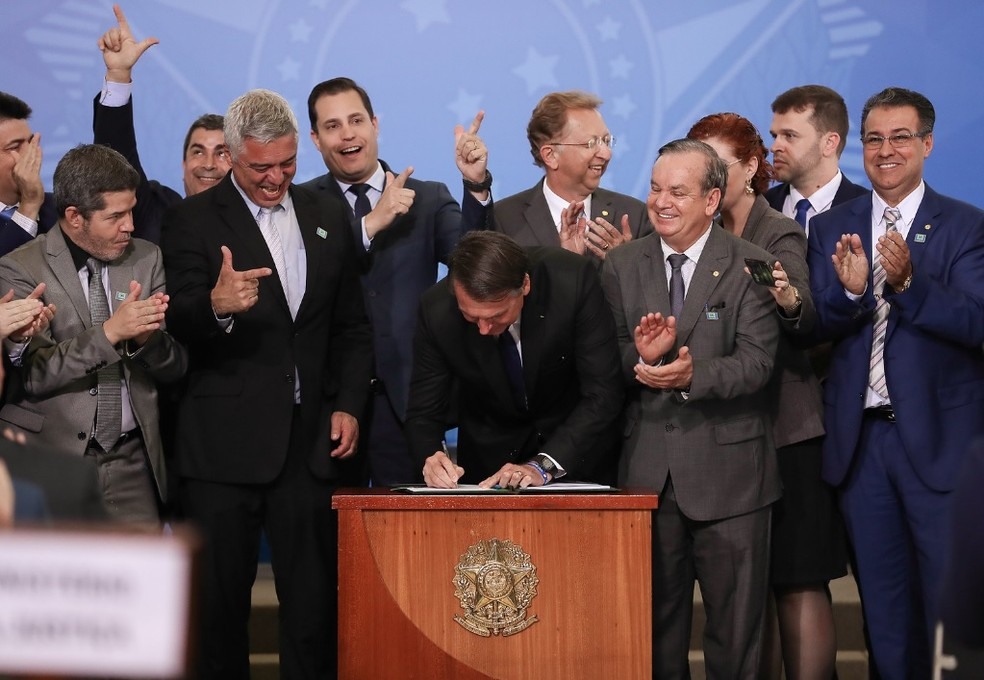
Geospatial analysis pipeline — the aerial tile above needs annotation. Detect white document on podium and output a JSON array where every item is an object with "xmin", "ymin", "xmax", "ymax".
[{"xmin": 394, "ymin": 482, "xmax": 613, "ymax": 494}]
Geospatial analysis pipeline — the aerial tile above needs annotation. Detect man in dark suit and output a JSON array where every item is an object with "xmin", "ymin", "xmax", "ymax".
[
  {"xmin": 0, "ymin": 144, "xmax": 187, "ymax": 523},
  {"xmin": 301, "ymin": 77, "xmax": 490, "ymax": 486},
  {"xmin": 94, "ymin": 5, "xmax": 230, "ymax": 243},
  {"xmin": 600, "ymin": 139, "xmax": 780, "ymax": 678},
  {"xmin": 807, "ymin": 87, "xmax": 984, "ymax": 679},
  {"xmin": 493, "ymin": 90, "xmax": 649, "ymax": 261},
  {"xmin": 766, "ymin": 85, "xmax": 867, "ymax": 233},
  {"xmin": 0, "ymin": 92, "xmax": 57, "ymax": 257},
  {"xmin": 405, "ymin": 231, "xmax": 623, "ymax": 489},
  {"xmin": 162, "ymin": 88, "xmax": 372, "ymax": 679}
]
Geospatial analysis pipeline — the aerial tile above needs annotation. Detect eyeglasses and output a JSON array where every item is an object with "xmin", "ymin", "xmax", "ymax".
[
  {"xmin": 724, "ymin": 158, "xmax": 742, "ymax": 168},
  {"xmin": 551, "ymin": 135, "xmax": 616, "ymax": 151},
  {"xmin": 860, "ymin": 130, "xmax": 930, "ymax": 149}
]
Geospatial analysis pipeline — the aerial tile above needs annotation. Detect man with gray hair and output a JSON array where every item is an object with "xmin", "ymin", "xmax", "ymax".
[
  {"xmin": 162, "ymin": 89, "xmax": 372, "ymax": 678},
  {"xmin": 600, "ymin": 139, "xmax": 780, "ymax": 677},
  {"xmin": 0, "ymin": 143, "xmax": 187, "ymax": 522}
]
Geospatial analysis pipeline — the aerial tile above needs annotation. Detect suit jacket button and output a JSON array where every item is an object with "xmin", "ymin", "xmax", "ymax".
[
  {"xmin": 664, "ymin": 424, "xmax": 674, "ymax": 432},
  {"xmin": 78, "ymin": 432, "xmax": 86, "ymax": 440},
  {"xmin": 89, "ymin": 387, "xmax": 98, "ymax": 396},
  {"xmin": 285, "ymin": 374, "xmax": 294, "ymax": 383}
]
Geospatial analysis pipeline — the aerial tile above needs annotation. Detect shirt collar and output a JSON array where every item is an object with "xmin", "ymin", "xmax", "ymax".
[
  {"xmin": 333, "ymin": 162, "xmax": 385, "ymax": 195},
  {"xmin": 660, "ymin": 221, "xmax": 714, "ymax": 264},
  {"xmin": 872, "ymin": 180, "xmax": 925, "ymax": 229},
  {"xmin": 789, "ymin": 170, "xmax": 843, "ymax": 214},
  {"xmin": 230, "ymin": 172, "xmax": 293, "ymax": 219}
]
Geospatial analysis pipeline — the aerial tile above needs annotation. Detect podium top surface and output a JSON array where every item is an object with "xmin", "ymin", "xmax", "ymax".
[{"xmin": 331, "ymin": 487, "xmax": 658, "ymax": 511}]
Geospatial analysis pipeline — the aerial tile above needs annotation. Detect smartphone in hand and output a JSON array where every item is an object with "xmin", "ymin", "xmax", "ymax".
[{"xmin": 744, "ymin": 258, "xmax": 776, "ymax": 286}]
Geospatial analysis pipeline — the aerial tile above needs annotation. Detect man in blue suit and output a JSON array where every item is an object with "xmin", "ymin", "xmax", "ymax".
[
  {"xmin": 808, "ymin": 87, "xmax": 984, "ymax": 679},
  {"xmin": 766, "ymin": 84, "xmax": 868, "ymax": 232},
  {"xmin": 0, "ymin": 92, "xmax": 57, "ymax": 257},
  {"xmin": 302, "ymin": 77, "xmax": 491, "ymax": 486}
]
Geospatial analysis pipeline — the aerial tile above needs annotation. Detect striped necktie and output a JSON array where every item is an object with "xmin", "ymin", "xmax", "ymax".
[{"xmin": 868, "ymin": 207, "xmax": 902, "ymax": 399}]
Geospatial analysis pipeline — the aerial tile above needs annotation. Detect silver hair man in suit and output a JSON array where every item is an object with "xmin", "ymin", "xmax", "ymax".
[
  {"xmin": 493, "ymin": 90, "xmax": 649, "ymax": 261},
  {"xmin": 0, "ymin": 143, "xmax": 187, "ymax": 522},
  {"xmin": 601, "ymin": 139, "xmax": 781, "ymax": 678}
]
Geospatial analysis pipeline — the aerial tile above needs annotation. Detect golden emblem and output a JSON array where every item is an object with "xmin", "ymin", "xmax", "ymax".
[{"xmin": 453, "ymin": 538, "xmax": 539, "ymax": 637}]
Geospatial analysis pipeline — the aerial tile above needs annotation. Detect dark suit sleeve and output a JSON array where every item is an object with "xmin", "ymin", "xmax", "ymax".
[
  {"xmin": 806, "ymin": 214, "xmax": 875, "ymax": 343},
  {"xmin": 884, "ymin": 208, "xmax": 984, "ymax": 348},
  {"xmin": 93, "ymin": 94, "xmax": 180, "ymax": 243},
  {"xmin": 160, "ymin": 201, "xmax": 229, "ymax": 344},
  {"xmin": 539, "ymin": 261, "xmax": 624, "ymax": 473},
  {"xmin": 404, "ymin": 296, "xmax": 454, "ymax": 466},
  {"xmin": 124, "ymin": 245, "xmax": 188, "ymax": 384}
]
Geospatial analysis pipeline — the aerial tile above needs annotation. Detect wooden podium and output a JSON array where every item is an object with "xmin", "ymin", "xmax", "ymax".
[{"xmin": 333, "ymin": 489, "xmax": 658, "ymax": 680}]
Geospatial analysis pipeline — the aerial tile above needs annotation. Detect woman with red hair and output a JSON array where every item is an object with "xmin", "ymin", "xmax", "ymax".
[{"xmin": 688, "ymin": 112, "xmax": 847, "ymax": 680}]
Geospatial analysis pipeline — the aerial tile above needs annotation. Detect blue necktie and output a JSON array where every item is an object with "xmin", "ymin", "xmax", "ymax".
[
  {"xmin": 794, "ymin": 198, "xmax": 812, "ymax": 230},
  {"xmin": 349, "ymin": 184, "xmax": 372, "ymax": 220},
  {"xmin": 668, "ymin": 253, "xmax": 687, "ymax": 320},
  {"xmin": 498, "ymin": 330, "xmax": 527, "ymax": 411},
  {"xmin": 0, "ymin": 205, "xmax": 17, "ymax": 225}
]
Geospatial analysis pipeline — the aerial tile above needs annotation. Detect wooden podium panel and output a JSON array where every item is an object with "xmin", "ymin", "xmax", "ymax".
[{"xmin": 333, "ymin": 490, "xmax": 657, "ymax": 680}]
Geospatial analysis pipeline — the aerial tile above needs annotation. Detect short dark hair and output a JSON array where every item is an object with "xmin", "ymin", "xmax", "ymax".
[
  {"xmin": 527, "ymin": 91, "xmax": 603, "ymax": 168},
  {"xmin": 54, "ymin": 144, "xmax": 140, "ymax": 219},
  {"xmin": 307, "ymin": 77, "xmax": 375, "ymax": 131},
  {"xmin": 657, "ymin": 138, "xmax": 728, "ymax": 203},
  {"xmin": 448, "ymin": 232, "xmax": 530, "ymax": 301},
  {"xmin": 861, "ymin": 87, "xmax": 935, "ymax": 135},
  {"xmin": 0, "ymin": 91, "xmax": 32, "ymax": 123},
  {"xmin": 771, "ymin": 85, "xmax": 850, "ymax": 156},
  {"xmin": 182, "ymin": 113, "xmax": 225, "ymax": 159}
]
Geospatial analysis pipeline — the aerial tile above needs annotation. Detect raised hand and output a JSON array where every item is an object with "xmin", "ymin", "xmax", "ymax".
[
  {"xmin": 102, "ymin": 280, "xmax": 168, "ymax": 346},
  {"xmin": 559, "ymin": 200, "xmax": 587, "ymax": 255},
  {"xmin": 633, "ymin": 312, "xmax": 677, "ymax": 364},
  {"xmin": 365, "ymin": 167, "xmax": 415, "ymax": 239},
  {"xmin": 98, "ymin": 4, "xmax": 159, "ymax": 83},
  {"xmin": 10, "ymin": 133, "xmax": 44, "ymax": 220},
  {"xmin": 877, "ymin": 230, "xmax": 912, "ymax": 289},
  {"xmin": 210, "ymin": 246, "xmax": 273, "ymax": 316},
  {"xmin": 585, "ymin": 213, "xmax": 633, "ymax": 259},
  {"xmin": 831, "ymin": 233, "xmax": 869, "ymax": 296},
  {"xmin": 454, "ymin": 110, "xmax": 489, "ymax": 190}
]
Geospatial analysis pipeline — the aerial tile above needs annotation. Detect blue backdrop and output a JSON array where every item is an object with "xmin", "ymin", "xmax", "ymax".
[{"xmin": 6, "ymin": 0, "xmax": 983, "ymax": 207}]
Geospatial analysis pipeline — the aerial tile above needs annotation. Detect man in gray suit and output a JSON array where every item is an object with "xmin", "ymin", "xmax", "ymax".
[
  {"xmin": 0, "ymin": 143, "xmax": 187, "ymax": 522},
  {"xmin": 493, "ymin": 90, "xmax": 649, "ymax": 261},
  {"xmin": 601, "ymin": 139, "xmax": 780, "ymax": 678}
]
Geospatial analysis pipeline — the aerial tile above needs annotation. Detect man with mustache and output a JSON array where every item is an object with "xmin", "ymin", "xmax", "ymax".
[
  {"xmin": 493, "ymin": 90, "xmax": 650, "ymax": 261},
  {"xmin": 93, "ymin": 4, "xmax": 231, "ymax": 244},
  {"xmin": 0, "ymin": 143, "xmax": 187, "ymax": 523}
]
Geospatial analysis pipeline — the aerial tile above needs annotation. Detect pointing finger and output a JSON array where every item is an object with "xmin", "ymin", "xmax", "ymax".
[
  {"xmin": 468, "ymin": 110, "xmax": 485, "ymax": 135},
  {"xmin": 239, "ymin": 267, "xmax": 273, "ymax": 280}
]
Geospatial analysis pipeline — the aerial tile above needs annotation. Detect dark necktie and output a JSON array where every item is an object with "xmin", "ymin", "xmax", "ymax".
[
  {"xmin": 794, "ymin": 198, "xmax": 812, "ymax": 230},
  {"xmin": 498, "ymin": 330, "xmax": 527, "ymax": 411},
  {"xmin": 0, "ymin": 205, "xmax": 17, "ymax": 226},
  {"xmin": 668, "ymin": 253, "xmax": 688, "ymax": 320},
  {"xmin": 87, "ymin": 258, "xmax": 122, "ymax": 450},
  {"xmin": 348, "ymin": 183, "xmax": 372, "ymax": 220}
]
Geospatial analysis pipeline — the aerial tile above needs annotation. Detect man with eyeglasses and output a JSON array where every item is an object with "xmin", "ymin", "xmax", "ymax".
[
  {"xmin": 493, "ymin": 90, "xmax": 649, "ymax": 261},
  {"xmin": 766, "ymin": 84, "xmax": 868, "ymax": 233},
  {"xmin": 94, "ymin": 5, "xmax": 231, "ymax": 243},
  {"xmin": 807, "ymin": 86, "xmax": 984, "ymax": 680}
]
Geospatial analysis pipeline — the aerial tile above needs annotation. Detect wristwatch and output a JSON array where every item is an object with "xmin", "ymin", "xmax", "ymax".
[
  {"xmin": 462, "ymin": 169, "xmax": 493, "ymax": 193},
  {"xmin": 781, "ymin": 286, "xmax": 803, "ymax": 315},
  {"xmin": 532, "ymin": 454, "xmax": 557, "ymax": 478}
]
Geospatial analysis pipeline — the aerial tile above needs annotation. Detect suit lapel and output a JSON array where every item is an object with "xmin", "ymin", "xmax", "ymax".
[
  {"xmin": 676, "ymin": 226, "xmax": 728, "ymax": 345},
  {"xmin": 638, "ymin": 235, "xmax": 671, "ymax": 320},
  {"xmin": 522, "ymin": 182, "xmax": 561, "ymax": 247},
  {"xmin": 214, "ymin": 176, "xmax": 291, "ymax": 317},
  {"xmin": 107, "ymin": 250, "xmax": 135, "ymax": 314},
  {"xmin": 518, "ymin": 279, "xmax": 547, "ymax": 400},
  {"xmin": 590, "ymin": 188, "xmax": 615, "ymax": 223},
  {"xmin": 44, "ymin": 227, "xmax": 91, "ymax": 328}
]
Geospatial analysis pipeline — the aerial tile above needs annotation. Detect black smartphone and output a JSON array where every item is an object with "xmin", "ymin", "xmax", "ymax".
[{"xmin": 744, "ymin": 258, "xmax": 775, "ymax": 286}]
